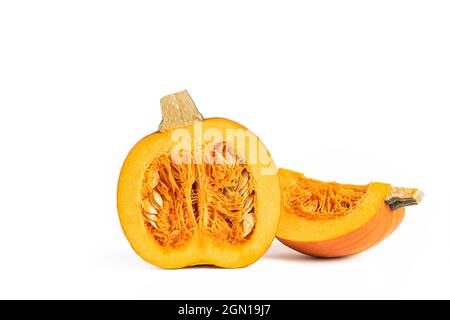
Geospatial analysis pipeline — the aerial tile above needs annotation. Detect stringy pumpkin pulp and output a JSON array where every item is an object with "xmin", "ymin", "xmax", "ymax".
[
  {"xmin": 140, "ymin": 143, "xmax": 256, "ymax": 247},
  {"xmin": 284, "ymin": 176, "xmax": 368, "ymax": 220}
]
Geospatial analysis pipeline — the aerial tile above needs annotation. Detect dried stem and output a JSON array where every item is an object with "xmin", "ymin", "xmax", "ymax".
[
  {"xmin": 158, "ymin": 90, "xmax": 204, "ymax": 132},
  {"xmin": 385, "ymin": 187, "xmax": 424, "ymax": 210}
]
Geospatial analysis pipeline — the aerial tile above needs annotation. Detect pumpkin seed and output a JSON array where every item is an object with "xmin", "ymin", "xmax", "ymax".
[
  {"xmin": 244, "ymin": 202, "xmax": 254, "ymax": 215},
  {"xmin": 238, "ymin": 170, "xmax": 249, "ymax": 190},
  {"xmin": 149, "ymin": 220, "xmax": 158, "ymax": 229},
  {"xmin": 242, "ymin": 212, "xmax": 255, "ymax": 237},
  {"xmin": 153, "ymin": 192, "xmax": 163, "ymax": 208},
  {"xmin": 244, "ymin": 193, "xmax": 254, "ymax": 211},
  {"xmin": 145, "ymin": 213, "xmax": 158, "ymax": 222},
  {"xmin": 143, "ymin": 200, "xmax": 158, "ymax": 215},
  {"xmin": 240, "ymin": 187, "xmax": 251, "ymax": 201},
  {"xmin": 150, "ymin": 171, "xmax": 160, "ymax": 189}
]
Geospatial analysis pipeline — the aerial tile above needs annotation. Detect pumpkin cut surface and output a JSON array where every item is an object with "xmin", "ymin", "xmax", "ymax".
[
  {"xmin": 140, "ymin": 144, "xmax": 256, "ymax": 248},
  {"xmin": 117, "ymin": 91, "xmax": 280, "ymax": 268},
  {"xmin": 277, "ymin": 168, "xmax": 423, "ymax": 258},
  {"xmin": 283, "ymin": 175, "xmax": 369, "ymax": 220}
]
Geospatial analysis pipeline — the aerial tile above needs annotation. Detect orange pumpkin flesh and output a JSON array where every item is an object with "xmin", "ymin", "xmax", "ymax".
[
  {"xmin": 277, "ymin": 168, "xmax": 421, "ymax": 258},
  {"xmin": 117, "ymin": 91, "xmax": 280, "ymax": 268}
]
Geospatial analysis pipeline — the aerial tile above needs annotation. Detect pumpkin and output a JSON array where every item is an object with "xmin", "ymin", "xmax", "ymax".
[
  {"xmin": 117, "ymin": 90, "xmax": 280, "ymax": 268},
  {"xmin": 276, "ymin": 168, "xmax": 423, "ymax": 258}
]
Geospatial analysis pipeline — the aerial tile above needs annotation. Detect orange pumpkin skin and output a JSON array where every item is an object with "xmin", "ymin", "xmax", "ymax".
[{"xmin": 277, "ymin": 204, "xmax": 405, "ymax": 258}]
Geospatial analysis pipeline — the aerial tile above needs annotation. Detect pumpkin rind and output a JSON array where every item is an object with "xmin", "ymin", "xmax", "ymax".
[
  {"xmin": 276, "ymin": 168, "xmax": 409, "ymax": 258},
  {"xmin": 277, "ymin": 204, "xmax": 405, "ymax": 258},
  {"xmin": 118, "ymin": 116, "xmax": 280, "ymax": 268}
]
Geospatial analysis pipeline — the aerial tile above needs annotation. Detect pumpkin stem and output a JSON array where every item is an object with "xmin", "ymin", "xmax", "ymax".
[
  {"xmin": 159, "ymin": 90, "xmax": 204, "ymax": 132},
  {"xmin": 385, "ymin": 187, "xmax": 424, "ymax": 210}
]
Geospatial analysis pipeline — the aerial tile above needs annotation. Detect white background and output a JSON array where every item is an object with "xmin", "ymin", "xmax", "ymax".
[{"xmin": 0, "ymin": 1, "xmax": 449, "ymax": 299}]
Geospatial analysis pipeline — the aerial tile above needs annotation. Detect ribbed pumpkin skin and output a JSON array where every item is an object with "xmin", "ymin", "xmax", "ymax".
[{"xmin": 277, "ymin": 204, "xmax": 405, "ymax": 258}]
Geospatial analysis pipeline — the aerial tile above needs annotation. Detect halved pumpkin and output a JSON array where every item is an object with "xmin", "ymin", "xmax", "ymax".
[
  {"xmin": 277, "ymin": 168, "xmax": 423, "ymax": 258},
  {"xmin": 117, "ymin": 90, "xmax": 280, "ymax": 268}
]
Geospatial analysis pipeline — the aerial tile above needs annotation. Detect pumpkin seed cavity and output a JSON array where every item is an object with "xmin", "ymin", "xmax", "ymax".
[
  {"xmin": 284, "ymin": 177, "xmax": 368, "ymax": 220},
  {"xmin": 140, "ymin": 143, "xmax": 256, "ymax": 247}
]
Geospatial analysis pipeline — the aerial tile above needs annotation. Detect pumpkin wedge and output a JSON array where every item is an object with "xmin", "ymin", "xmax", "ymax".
[
  {"xmin": 117, "ymin": 90, "xmax": 280, "ymax": 268},
  {"xmin": 277, "ymin": 168, "xmax": 423, "ymax": 258}
]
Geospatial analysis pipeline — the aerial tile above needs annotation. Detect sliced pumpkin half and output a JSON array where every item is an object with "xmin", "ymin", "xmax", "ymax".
[
  {"xmin": 277, "ymin": 168, "xmax": 423, "ymax": 258},
  {"xmin": 117, "ymin": 90, "xmax": 280, "ymax": 268}
]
